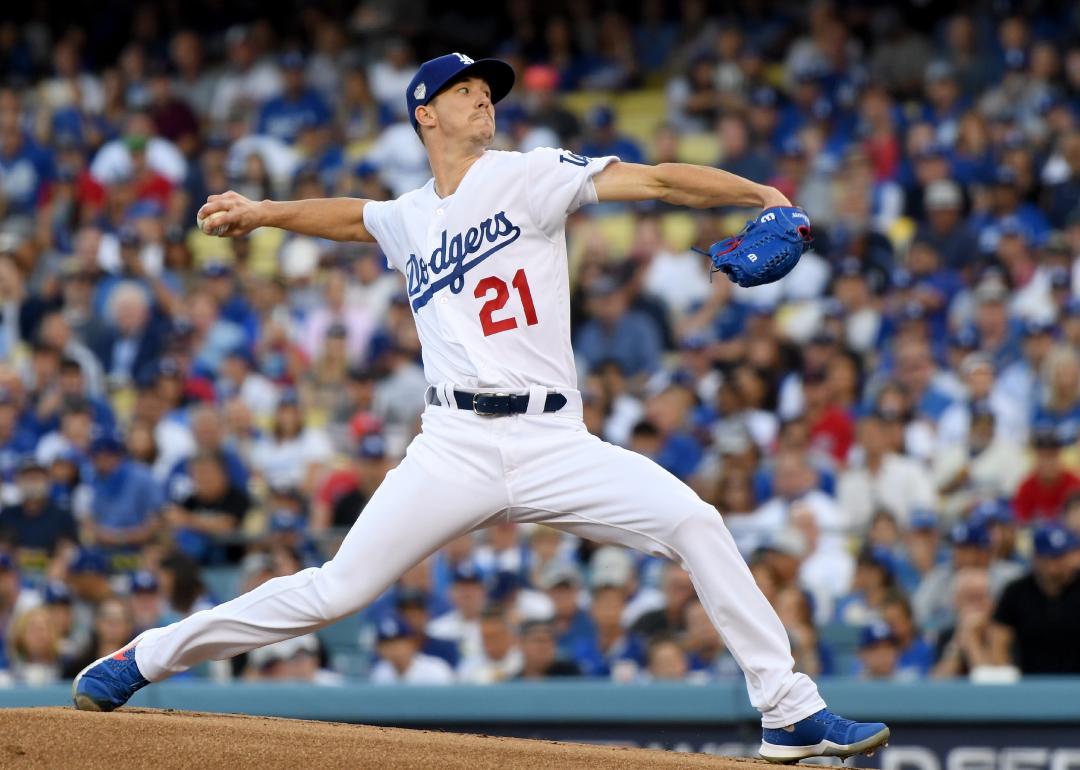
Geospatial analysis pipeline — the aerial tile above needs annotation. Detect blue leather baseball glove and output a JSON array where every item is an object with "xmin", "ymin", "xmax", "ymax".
[{"xmin": 694, "ymin": 206, "xmax": 812, "ymax": 288}]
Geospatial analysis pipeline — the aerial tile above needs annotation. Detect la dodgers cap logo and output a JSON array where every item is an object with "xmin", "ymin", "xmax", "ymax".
[{"xmin": 406, "ymin": 52, "xmax": 516, "ymax": 130}]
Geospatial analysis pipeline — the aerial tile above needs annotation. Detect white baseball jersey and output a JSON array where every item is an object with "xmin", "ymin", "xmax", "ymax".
[{"xmin": 362, "ymin": 147, "xmax": 618, "ymax": 391}]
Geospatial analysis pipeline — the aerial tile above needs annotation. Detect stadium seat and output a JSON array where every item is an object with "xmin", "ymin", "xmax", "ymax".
[
  {"xmin": 659, "ymin": 212, "xmax": 699, "ymax": 253},
  {"xmin": 201, "ymin": 566, "xmax": 242, "ymax": 603}
]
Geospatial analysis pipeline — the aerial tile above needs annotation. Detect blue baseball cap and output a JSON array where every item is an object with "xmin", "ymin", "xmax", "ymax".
[
  {"xmin": 950, "ymin": 521, "xmax": 990, "ymax": 549},
  {"xmin": 451, "ymin": 561, "xmax": 484, "ymax": 584},
  {"xmin": 1033, "ymin": 523, "xmax": 1080, "ymax": 558},
  {"xmin": 90, "ymin": 432, "xmax": 126, "ymax": 456},
  {"xmin": 858, "ymin": 545, "xmax": 895, "ymax": 576},
  {"xmin": 406, "ymin": 53, "xmax": 515, "ymax": 132},
  {"xmin": 0, "ymin": 552, "xmax": 14, "ymax": 571},
  {"xmin": 356, "ymin": 433, "xmax": 387, "ymax": 460},
  {"xmin": 130, "ymin": 569, "xmax": 159, "ymax": 594},
  {"xmin": 44, "ymin": 581, "xmax": 72, "ymax": 604},
  {"xmin": 970, "ymin": 499, "xmax": 1013, "ymax": 526},
  {"xmin": 69, "ymin": 548, "xmax": 109, "ymax": 574},
  {"xmin": 909, "ymin": 508, "xmax": 939, "ymax": 531},
  {"xmin": 376, "ymin": 615, "xmax": 414, "ymax": 643},
  {"xmin": 269, "ymin": 509, "xmax": 306, "ymax": 533},
  {"xmin": 859, "ymin": 621, "xmax": 898, "ymax": 648}
]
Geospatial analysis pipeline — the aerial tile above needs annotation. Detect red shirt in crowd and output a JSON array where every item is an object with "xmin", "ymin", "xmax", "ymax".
[
  {"xmin": 809, "ymin": 405, "xmax": 855, "ymax": 465},
  {"xmin": 1013, "ymin": 470, "xmax": 1080, "ymax": 523}
]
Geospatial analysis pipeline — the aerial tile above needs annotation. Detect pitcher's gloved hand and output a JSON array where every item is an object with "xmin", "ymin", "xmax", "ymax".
[{"xmin": 694, "ymin": 206, "xmax": 812, "ymax": 287}]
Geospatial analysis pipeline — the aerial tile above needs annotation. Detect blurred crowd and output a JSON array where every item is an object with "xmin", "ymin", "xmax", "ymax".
[{"xmin": 1, "ymin": 0, "xmax": 1080, "ymax": 689}]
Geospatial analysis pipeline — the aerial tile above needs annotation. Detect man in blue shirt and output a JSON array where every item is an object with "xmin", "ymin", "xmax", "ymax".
[
  {"xmin": 0, "ymin": 389, "xmax": 36, "ymax": 483},
  {"xmin": 580, "ymin": 106, "xmax": 643, "ymax": 164},
  {"xmin": 0, "ymin": 117, "xmax": 53, "ymax": 217},
  {"xmin": 89, "ymin": 434, "xmax": 162, "ymax": 563},
  {"xmin": 574, "ymin": 274, "xmax": 662, "ymax": 381},
  {"xmin": 256, "ymin": 53, "xmax": 332, "ymax": 145}
]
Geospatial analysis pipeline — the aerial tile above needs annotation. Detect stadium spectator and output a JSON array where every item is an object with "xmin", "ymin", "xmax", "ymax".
[
  {"xmin": 932, "ymin": 567, "xmax": 995, "ymax": 679},
  {"xmin": 249, "ymin": 391, "xmax": 333, "ymax": 493},
  {"xmin": 0, "ymin": 457, "xmax": 78, "ymax": 577},
  {"xmin": 256, "ymin": 53, "xmax": 331, "ymax": 146},
  {"xmin": 630, "ymin": 562, "xmax": 694, "ymax": 638},
  {"xmin": 370, "ymin": 615, "xmax": 454, "ymax": 685},
  {"xmin": 427, "ymin": 563, "xmax": 488, "ymax": 662},
  {"xmin": 880, "ymin": 593, "xmax": 933, "ymax": 678},
  {"xmin": 838, "ymin": 411, "xmax": 936, "ymax": 529},
  {"xmin": 129, "ymin": 570, "xmax": 166, "ymax": 636},
  {"xmin": 835, "ymin": 546, "xmax": 897, "ymax": 627},
  {"xmin": 165, "ymin": 451, "xmax": 250, "ymax": 565},
  {"xmin": 990, "ymin": 523, "xmax": 1080, "ymax": 674},
  {"xmin": 932, "ymin": 401, "xmax": 1029, "ymax": 521},
  {"xmin": 63, "ymin": 596, "xmax": 135, "ymax": 680},
  {"xmin": 6, "ymin": 606, "xmax": 62, "ymax": 685},
  {"xmin": 515, "ymin": 620, "xmax": 581, "ymax": 680},
  {"xmin": 87, "ymin": 433, "xmax": 162, "ymax": 564},
  {"xmin": 247, "ymin": 634, "xmax": 341, "ymax": 685},
  {"xmin": 1013, "ymin": 427, "xmax": 1080, "ymax": 523},
  {"xmin": 857, "ymin": 621, "xmax": 901, "ymax": 681},
  {"xmin": 641, "ymin": 632, "xmax": 691, "ymax": 682},
  {"xmin": 457, "ymin": 605, "xmax": 523, "ymax": 684},
  {"xmin": 680, "ymin": 597, "xmax": 740, "ymax": 682},
  {"xmin": 575, "ymin": 273, "xmax": 663, "ymax": 382},
  {"xmin": 913, "ymin": 521, "xmax": 1023, "ymax": 634},
  {"xmin": 393, "ymin": 587, "xmax": 459, "ymax": 669}
]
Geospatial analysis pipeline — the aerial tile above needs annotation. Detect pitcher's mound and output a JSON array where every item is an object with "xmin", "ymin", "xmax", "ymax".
[{"xmin": 0, "ymin": 707, "xmax": 775, "ymax": 769}]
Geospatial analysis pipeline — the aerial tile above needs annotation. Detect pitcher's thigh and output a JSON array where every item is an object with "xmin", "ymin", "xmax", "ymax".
[{"xmin": 514, "ymin": 432, "xmax": 721, "ymax": 560}]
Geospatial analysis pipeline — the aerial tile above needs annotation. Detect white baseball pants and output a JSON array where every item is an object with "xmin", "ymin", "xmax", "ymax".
[{"xmin": 135, "ymin": 396, "xmax": 825, "ymax": 727}]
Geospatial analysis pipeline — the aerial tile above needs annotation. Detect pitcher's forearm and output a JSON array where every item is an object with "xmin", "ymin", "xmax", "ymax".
[
  {"xmin": 258, "ymin": 198, "xmax": 373, "ymax": 242},
  {"xmin": 653, "ymin": 163, "xmax": 788, "ymax": 209}
]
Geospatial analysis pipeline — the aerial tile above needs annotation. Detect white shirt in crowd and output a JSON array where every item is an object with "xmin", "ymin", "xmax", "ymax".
[
  {"xmin": 836, "ymin": 452, "xmax": 936, "ymax": 529},
  {"xmin": 370, "ymin": 652, "xmax": 455, "ymax": 685}
]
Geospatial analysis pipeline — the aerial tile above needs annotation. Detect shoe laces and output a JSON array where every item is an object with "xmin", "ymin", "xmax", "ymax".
[{"xmin": 815, "ymin": 710, "xmax": 856, "ymax": 733}]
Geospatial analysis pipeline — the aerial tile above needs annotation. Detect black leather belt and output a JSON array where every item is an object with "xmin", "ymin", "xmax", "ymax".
[{"xmin": 427, "ymin": 388, "xmax": 567, "ymax": 416}]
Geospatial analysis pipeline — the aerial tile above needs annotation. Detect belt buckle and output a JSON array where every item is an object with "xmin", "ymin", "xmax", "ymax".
[{"xmin": 472, "ymin": 392, "xmax": 510, "ymax": 416}]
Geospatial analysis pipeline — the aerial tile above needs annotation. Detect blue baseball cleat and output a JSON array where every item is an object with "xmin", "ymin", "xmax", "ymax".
[
  {"xmin": 72, "ymin": 633, "xmax": 151, "ymax": 711},
  {"xmin": 759, "ymin": 708, "xmax": 890, "ymax": 764}
]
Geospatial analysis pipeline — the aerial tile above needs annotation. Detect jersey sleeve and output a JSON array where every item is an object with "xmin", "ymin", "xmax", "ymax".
[
  {"xmin": 362, "ymin": 198, "xmax": 404, "ymax": 272},
  {"xmin": 525, "ymin": 147, "xmax": 620, "ymax": 237}
]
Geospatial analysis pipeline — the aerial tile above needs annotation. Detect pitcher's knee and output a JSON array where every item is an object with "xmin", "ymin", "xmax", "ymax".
[
  {"xmin": 670, "ymin": 503, "xmax": 732, "ymax": 548},
  {"xmin": 308, "ymin": 564, "xmax": 373, "ymax": 621}
]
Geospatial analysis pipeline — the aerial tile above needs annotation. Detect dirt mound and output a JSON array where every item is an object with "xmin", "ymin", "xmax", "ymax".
[{"xmin": 0, "ymin": 707, "xmax": 778, "ymax": 769}]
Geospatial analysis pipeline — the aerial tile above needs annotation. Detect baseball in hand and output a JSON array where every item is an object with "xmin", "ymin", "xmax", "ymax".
[{"xmin": 197, "ymin": 210, "xmax": 230, "ymax": 237}]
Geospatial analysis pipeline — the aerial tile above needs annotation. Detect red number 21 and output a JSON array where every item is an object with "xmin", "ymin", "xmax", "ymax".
[{"xmin": 475, "ymin": 268, "xmax": 539, "ymax": 337}]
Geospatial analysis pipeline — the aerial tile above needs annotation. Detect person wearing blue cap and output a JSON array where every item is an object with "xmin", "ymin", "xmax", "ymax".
[
  {"xmin": 997, "ymin": 314, "xmax": 1055, "ymax": 420},
  {"xmin": 580, "ymin": 105, "xmax": 643, "ymax": 164},
  {"xmin": 933, "ymin": 400, "xmax": 1021, "ymax": 520},
  {"xmin": 369, "ymin": 614, "xmax": 455, "ymax": 685},
  {"xmin": 856, "ymin": 621, "xmax": 900, "ymax": 680},
  {"xmin": 970, "ymin": 163, "xmax": 1051, "ymax": 253},
  {"xmin": 255, "ymin": 52, "xmax": 331, "ymax": 145},
  {"xmin": 88, "ymin": 430, "xmax": 163, "ymax": 558},
  {"xmin": 427, "ymin": 561, "xmax": 488, "ymax": 661},
  {"xmin": 129, "ymin": 570, "xmax": 166, "ymax": 635},
  {"xmin": 217, "ymin": 344, "xmax": 277, "ymax": 421},
  {"xmin": 989, "ymin": 522, "xmax": 1080, "ymax": 673},
  {"xmin": 1014, "ymin": 423, "xmax": 1080, "ymax": 524},
  {"xmin": 912, "ymin": 518, "xmax": 1024, "ymax": 634},
  {"xmin": 0, "ymin": 457, "xmax": 79, "ymax": 579}
]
